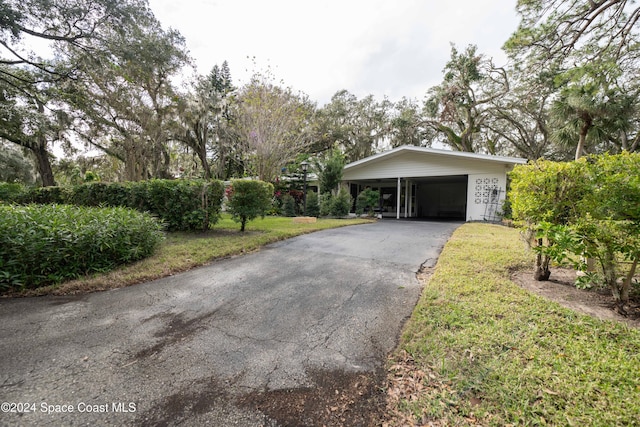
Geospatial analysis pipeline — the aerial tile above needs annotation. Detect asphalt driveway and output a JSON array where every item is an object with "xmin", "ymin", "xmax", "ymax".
[{"xmin": 0, "ymin": 220, "xmax": 460, "ymax": 426}]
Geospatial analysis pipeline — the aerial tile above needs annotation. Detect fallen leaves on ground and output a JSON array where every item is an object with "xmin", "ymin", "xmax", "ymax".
[{"xmin": 383, "ymin": 350, "xmax": 484, "ymax": 427}]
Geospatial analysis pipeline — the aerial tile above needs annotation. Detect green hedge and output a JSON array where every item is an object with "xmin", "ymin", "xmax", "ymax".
[
  {"xmin": 142, "ymin": 180, "xmax": 224, "ymax": 231},
  {"xmin": 0, "ymin": 179, "xmax": 225, "ymax": 231},
  {"xmin": 0, "ymin": 204, "xmax": 164, "ymax": 290},
  {"xmin": 0, "ymin": 182, "xmax": 31, "ymax": 204}
]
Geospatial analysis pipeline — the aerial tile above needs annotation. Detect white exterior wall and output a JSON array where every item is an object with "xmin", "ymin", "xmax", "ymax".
[{"xmin": 466, "ymin": 173, "xmax": 508, "ymax": 221}]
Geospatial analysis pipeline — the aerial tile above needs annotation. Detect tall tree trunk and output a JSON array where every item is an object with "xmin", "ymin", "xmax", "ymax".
[
  {"xmin": 124, "ymin": 143, "xmax": 146, "ymax": 181},
  {"xmin": 575, "ymin": 132, "xmax": 586, "ymax": 160},
  {"xmin": 34, "ymin": 136, "xmax": 56, "ymax": 187},
  {"xmin": 215, "ymin": 144, "xmax": 225, "ymax": 180},
  {"xmin": 575, "ymin": 116, "xmax": 592, "ymax": 160},
  {"xmin": 198, "ymin": 148, "xmax": 212, "ymax": 179},
  {"xmin": 197, "ymin": 129, "xmax": 212, "ymax": 179},
  {"xmin": 160, "ymin": 144, "xmax": 172, "ymax": 179},
  {"xmin": 33, "ymin": 101, "xmax": 56, "ymax": 187}
]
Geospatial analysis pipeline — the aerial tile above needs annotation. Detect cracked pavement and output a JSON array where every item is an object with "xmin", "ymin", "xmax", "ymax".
[{"xmin": 0, "ymin": 220, "xmax": 459, "ymax": 426}]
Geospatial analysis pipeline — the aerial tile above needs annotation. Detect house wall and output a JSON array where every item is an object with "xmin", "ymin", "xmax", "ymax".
[
  {"xmin": 343, "ymin": 148, "xmax": 520, "ymax": 222},
  {"xmin": 466, "ymin": 173, "xmax": 508, "ymax": 221}
]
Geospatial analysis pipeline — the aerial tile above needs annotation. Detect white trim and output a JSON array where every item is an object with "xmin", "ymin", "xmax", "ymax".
[
  {"xmin": 344, "ymin": 145, "xmax": 527, "ymax": 171},
  {"xmin": 404, "ymin": 179, "xmax": 409, "ymax": 218}
]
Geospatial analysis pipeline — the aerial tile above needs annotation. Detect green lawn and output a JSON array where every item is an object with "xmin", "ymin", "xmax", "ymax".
[
  {"xmin": 13, "ymin": 215, "xmax": 372, "ymax": 296},
  {"xmin": 387, "ymin": 223, "xmax": 640, "ymax": 426}
]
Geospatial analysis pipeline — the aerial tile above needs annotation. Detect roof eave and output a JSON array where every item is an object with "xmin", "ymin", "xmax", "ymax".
[{"xmin": 343, "ymin": 145, "xmax": 527, "ymax": 170}]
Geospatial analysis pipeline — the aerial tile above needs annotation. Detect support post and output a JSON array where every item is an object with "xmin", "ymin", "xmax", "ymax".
[
  {"xmin": 396, "ymin": 177, "xmax": 401, "ymax": 219},
  {"xmin": 405, "ymin": 179, "xmax": 409, "ymax": 218},
  {"xmin": 301, "ymin": 161, "xmax": 309, "ymax": 216}
]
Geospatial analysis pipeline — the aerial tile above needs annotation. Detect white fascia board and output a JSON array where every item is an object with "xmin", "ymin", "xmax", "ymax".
[{"xmin": 343, "ymin": 145, "xmax": 527, "ymax": 171}]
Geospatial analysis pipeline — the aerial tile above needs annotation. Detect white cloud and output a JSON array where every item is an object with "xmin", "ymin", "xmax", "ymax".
[{"xmin": 148, "ymin": 0, "xmax": 520, "ymax": 105}]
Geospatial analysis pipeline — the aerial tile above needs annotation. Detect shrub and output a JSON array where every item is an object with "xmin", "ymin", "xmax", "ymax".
[
  {"xmin": 288, "ymin": 189, "xmax": 304, "ymax": 207},
  {"xmin": 282, "ymin": 194, "xmax": 297, "ymax": 217},
  {"xmin": 0, "ymin": 180, "xmax": 225, "ymax": 232},
  {"xmin": 0, "ymin": 204, "xmax": 164, "ymax": 291},
  {"xmin": 305, "ymin": 190, "xmax": 320, "ymax": 217},
  {"xmin": 330, "ymin": 187, "xmax": 352, "ymax": 217},
  {"xmin": 27, "ymin": 185, "xmax": 70, "ymax": 205},
  {"xmin": 509, "ymin": 152, "xmax": 640, "ymax": 304},
  {"xmin": 69, "ymin": 179, "xmax": 225, "ymax": 231},
  {"xmin": 226, "ymin": 180, "xmax": 274, "ymax": 231},
  {"xmin": 355, "ymin": 188, "xmax": 380, "ymax": 216},
  {"xmin": 143, "ymin": 179, "xmax": 224, "ymax": 231},
  {"xmin": 69, "ymin": 182, "xmax": 118, "ymax": 207},
  {"xmin": 0, "ymin": 182, "xmax": 29, "ymax": 204},
  {"xmin": 319, "ymin": 193, "xmax": 332, "ymax": 217},
  {"xmin": 509, "ymin": 160, "xmax": 589, "ymax": 280}
]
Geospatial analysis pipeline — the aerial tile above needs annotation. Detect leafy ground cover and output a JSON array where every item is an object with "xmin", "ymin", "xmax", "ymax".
[
  {"xmin": 2, "ymin": 215, "xmax": 371, "ymax": 297},
  {"xmin": 0, "ymin": 204, "xmax": 163, "ymax": 290},
  {"xmin": 385, "ymin": 223, "xmax": 640, "ymax": 426}
]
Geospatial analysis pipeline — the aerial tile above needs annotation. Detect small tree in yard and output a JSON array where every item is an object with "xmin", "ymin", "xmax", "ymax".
[
  {"xmin": 305, "ymin": 191, "xmax": 320, "ymax": 217},
  {"xmin": 282, "ymin": 194, "xmax": 297, "ymax": 217},
  {"xmin": 355, "ymin": 188, "xmax": 380, "ymax": 216},
  {"xmin": 319, "ymin": 193, "xmax": 332, "ymax": 217},
  {"xmin": 226, "ymin": 180, "xmax": 274, "ymax": 231},
  {"xmin": 576, "ymin": 153, "xmax": 640, "ymax": 305},
  {"xmin": 330, "ymin": 187, "xmax": 353, "ymax": 217},
  {"xmin": 510, "ymin": 160, "xmax": 589, "ymax": 280},
  {"xmin": 510, "ymin": 152, "xmax": 640, "ymax": 307},
  {"xmin": 317, "ymin": 148, "xmax": 346, "ymax": 195}
]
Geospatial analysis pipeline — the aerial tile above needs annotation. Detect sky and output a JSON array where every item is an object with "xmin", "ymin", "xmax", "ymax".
[{"xmin": 147, "ymin": 0, "xmax": 522, "ymax": 106}]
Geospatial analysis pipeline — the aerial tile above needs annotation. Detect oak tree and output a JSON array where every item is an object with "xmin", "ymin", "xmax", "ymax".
[{"xmin": 424, "ymin": 45, "xmax": 509, "ymax": 153}]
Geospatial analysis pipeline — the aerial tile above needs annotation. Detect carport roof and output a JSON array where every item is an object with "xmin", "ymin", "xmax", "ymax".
[{"xmin": 344, "ymin": 145, "xmax": 527, "ymax": 171}]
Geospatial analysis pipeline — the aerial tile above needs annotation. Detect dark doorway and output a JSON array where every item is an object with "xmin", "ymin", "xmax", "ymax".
[{"xmin": 414, "ymin": 175, "xmax": 467, "ymax": 220}]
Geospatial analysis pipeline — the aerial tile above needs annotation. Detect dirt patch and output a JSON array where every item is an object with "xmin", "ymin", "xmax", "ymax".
[
  {"xmin": 511, "ymin": 267, "xmax": 640, "ymax": 329},
  {"xmin": 238, "ymin": 369, "xmax": 387, "ymax": 427},
  {"xmin": 134, "ymin": 311, "xmax": 218, "ymax": 359},
  {"xmin": 137, "ymin": 377, "xmax": 228, "ymax": 427}
]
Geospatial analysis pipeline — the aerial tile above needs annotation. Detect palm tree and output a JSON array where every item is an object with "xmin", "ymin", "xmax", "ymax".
[{"xmin": 551, "ymin": 71, "xmax": 635, "ymax": 160}]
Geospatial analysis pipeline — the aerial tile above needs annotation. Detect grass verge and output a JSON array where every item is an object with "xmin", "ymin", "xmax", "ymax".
[
  {"xmin": 6, "ymin": 215, "xmax": 372, "ymax": 297},
  {"xmin": 386, "ymin": 223, "xmax": 640, "ymax": 426}
]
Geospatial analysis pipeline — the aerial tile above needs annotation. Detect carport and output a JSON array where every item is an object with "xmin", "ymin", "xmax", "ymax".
[{"xmin": 342, "ymin": 145, "xmax": 527, "ymax": 222}]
